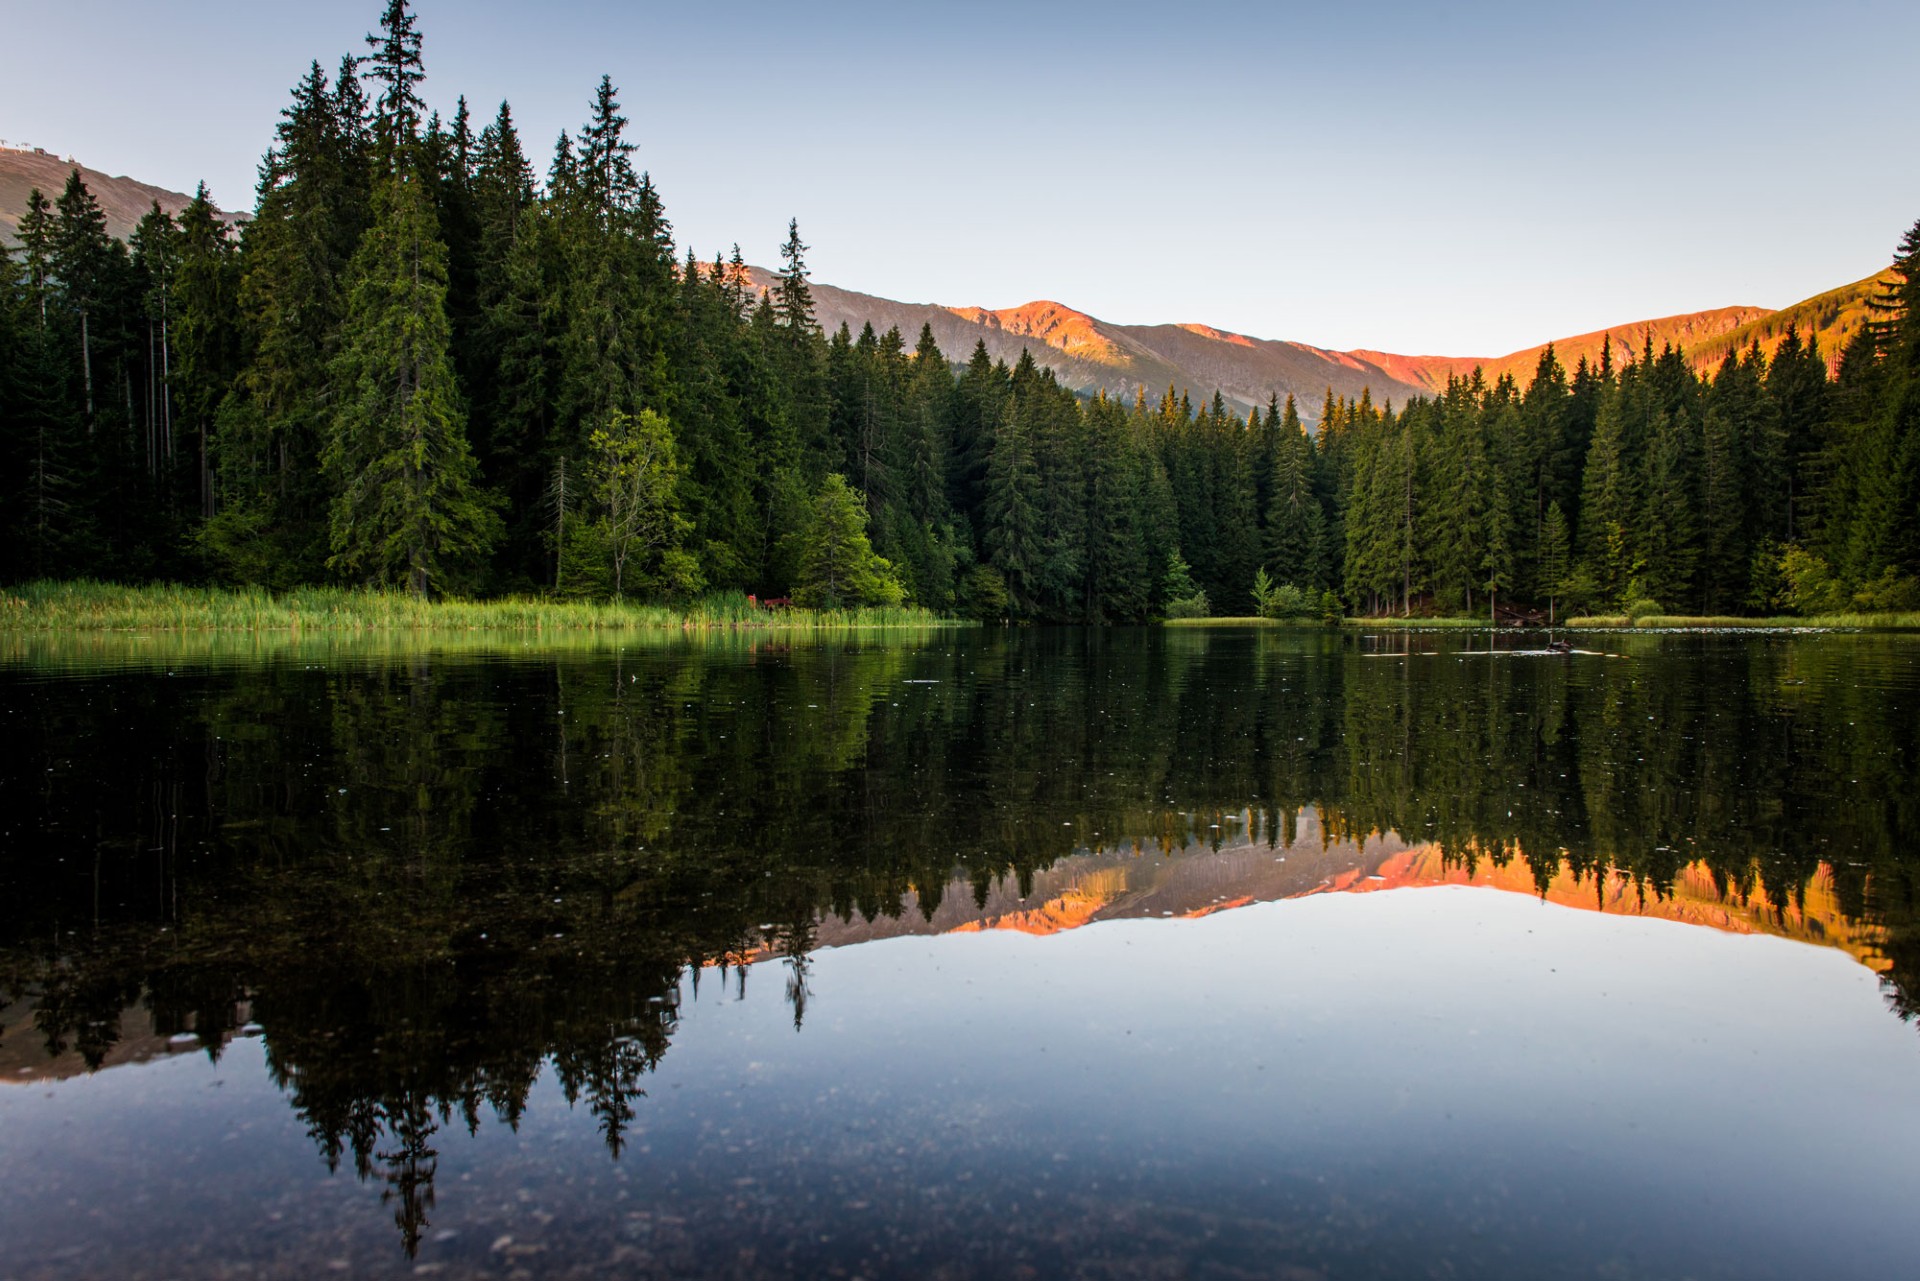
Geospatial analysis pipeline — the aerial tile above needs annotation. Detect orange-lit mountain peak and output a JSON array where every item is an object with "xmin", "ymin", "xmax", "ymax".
[
  {"xmin": 946, "ymin": 300, "xmax": 1126, "ymax": 362},
  {"xmin": 808, "ymin": 812, "xmax": 1891, "ymax": 991},
  {"xmin": 950, "ymin": 867, "xmax": 1132, "ymax": 937},
  {"xmin": 1176, "ymin": 323, "xmax": 1257, "ymax": 348}
]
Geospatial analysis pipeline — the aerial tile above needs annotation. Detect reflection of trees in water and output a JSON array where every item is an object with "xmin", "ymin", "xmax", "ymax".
[{"xmin": 4, "ymin": 629, "xmax": 1920, "ymax": 1252}]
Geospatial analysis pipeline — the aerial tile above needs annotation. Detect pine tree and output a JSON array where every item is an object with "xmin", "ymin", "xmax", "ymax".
[
  {"xmin": 468, "ymin": 100, "xmax": 554, "ymax": 585},
  {"xmin": 1160, "ymin": 548, "xmax": 1208, "ymax": 618},
  {"xmin": 553, "ymin": 79, "xmax": 655, "ymax": 449},
  {"xmin": 217, "ymin": 59, "xmax": 370, "ymax": 582},
  {"xmin": 322, "ymin": 166, "xmax": 500, "ymax": 595},
  {"xmin": 774, "ymin": 218, "xmax": 817, "ymax": 338},
  {"xmin": 364, "ymin": 0, "xmax": 427, "ymax": 163},
  {"xmin": 170, "ymin": 186, "xmax": 240, "ymax": 523},
  {"xmin": 3, "ymin": 215, "xmax": 86, "ymax": 577},
  {"xmin": 1427, "ymin": 378, "xmax": 1487, "ymax": 613},
  {"xmin": 948, "ymin": 340, "xmax": 1001, "ymax": 539},
  {"xmin": 1639, "ymin": 408, "xmax": 1701, "ymax": 609},
  {"xmin": 769, "ymin": 218, "xmax": 829, "ymax": 468},
  {"xmin": 1698, "ymin": 405, "xmax": 1748, "ymax": 610},
  {"xmin": 1765, "ymin": 325, "xmax": 1829, "ymax": 544},
  {"xmin": 983, "ymin": 385, "xmax": 1043, "ymax": 616},
  {"xmin": 1579, "ymin": 380, "xmax": 1640, "ymax": 603},
  {"xmin": 1081, "ymin": 394, "xmax": 1149, "ymax": 622},
  {"xmin": 1265, "ymin": 409, "xmax": 1319, "ymax": 585},
  {"xmin": 1482, "ymin": 419, "xmax": 1518, "ymax": 620},
  {"xmin": 1538, "ymin": 501, "xmax": 1571, "ymax": 623},
  {"xmin": 52, "ymin": 169, "xmax": 115, "ymax": 432}
]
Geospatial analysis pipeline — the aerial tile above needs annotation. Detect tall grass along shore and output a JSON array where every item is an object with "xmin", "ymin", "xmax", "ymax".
[
  {"xmin": 1162, "ymin": 612, "xmax": 1920, "ymax": 630},
  {"xmin": 0, "ymin": 582, "xmax": 963, "ymax": 634}
]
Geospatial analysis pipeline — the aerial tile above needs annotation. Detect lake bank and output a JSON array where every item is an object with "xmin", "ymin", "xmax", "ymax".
[
  {"xmin": 1166, "ymin": 612, "xmax": 1920, "ymax": 630},
  {"xmin": 0, "ymin": 580, "xmax": 963, "ymax": 634}
]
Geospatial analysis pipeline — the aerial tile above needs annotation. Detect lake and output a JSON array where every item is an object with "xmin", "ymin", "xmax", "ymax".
[{"xmin": 2, "ymin": 626, "xmax": 1918, "ymax": 1279}]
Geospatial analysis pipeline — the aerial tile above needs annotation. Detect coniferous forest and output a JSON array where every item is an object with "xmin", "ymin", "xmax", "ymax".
[{"xmin": 3, "ymin": 2, "xmax": 1918, "ymax": 620}]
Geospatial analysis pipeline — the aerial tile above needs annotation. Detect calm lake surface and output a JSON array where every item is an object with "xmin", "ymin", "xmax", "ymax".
[{"xmin": 3, "ymin": 627, "xmax": 1918, "ymax": 1280}]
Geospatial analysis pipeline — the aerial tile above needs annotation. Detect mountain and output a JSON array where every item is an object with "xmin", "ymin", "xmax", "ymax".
[
  {"xmin": 1688, "ymin": 269, "xmax": 1892, "ymax": 368},
  {"xmin": 0, "ymin": 148, "xmax": 1876, "ymax": 416},
  {"xmin": 0, "ymin": 144, "xmax": 244, "ymax": 244},
  {"xmin": 754, "ymin": 267, "xmax": 1856, "ymax": 419},
  {"xmin": 752, "ymin": 267, "xmax": 1443, "ymax": 413},
  {"xmin": 1352, "ymin": 304, "xmax": 1777, "ymax": 394},
  {"xmin": 798, "ymin": 809, "xmax": 1883, "ymax": 979}
]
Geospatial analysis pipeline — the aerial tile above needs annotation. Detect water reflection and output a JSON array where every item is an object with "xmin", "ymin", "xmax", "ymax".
[{"xmin": 3, "ymin": 627, "xmax": 1918, "ymax": 1259}]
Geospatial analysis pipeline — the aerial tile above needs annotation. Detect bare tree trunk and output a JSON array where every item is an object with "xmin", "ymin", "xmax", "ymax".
[
  {"xmin": 146, "ymin": 318, "xmax": 157, "ymax": 476},
  {"xmin": 160, "ymin": 310, "xmax": 173, "ymax": 462},
  {"xmin": 553, "ymin": 456, "xmax": 568, "ymax": 590},
  {"xmin": 80, "ymin": 310, "xmax": 95, "ymax": 432}
]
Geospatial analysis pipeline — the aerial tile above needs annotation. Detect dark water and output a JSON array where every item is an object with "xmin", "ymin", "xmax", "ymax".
[{"xmin": 3, "ymin": 627, "xmax": 1918, "ymax": 1280}]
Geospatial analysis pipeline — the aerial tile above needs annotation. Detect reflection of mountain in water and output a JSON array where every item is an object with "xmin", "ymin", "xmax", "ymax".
[
  {"xmin": 4, "ymin": 813, "xmax": 1884, "ymax": 1085},
  {"xmin": 813, "ymin": 809, "xmax": 1888, "ymax": 979},
  {"xmin": 5, "ymin": 628, "xmax": 1920, "ymax": 1255}
]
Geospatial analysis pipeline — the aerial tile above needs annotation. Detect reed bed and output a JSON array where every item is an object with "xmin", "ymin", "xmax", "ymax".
[
  {"xmin": 1567, "ymin": 612, "xmax": 1920, "ymax": 630},
  {"xmin": 1161, "ymin": 616, "xmax": 1332, "ymax": 627},
  {"xmin": 1339, "ymin": 616, "xmax": 1506, "ymax": 629},
  {"xmin": 0, "ymin": 581, "xmax": 963, "ymax": 634}
]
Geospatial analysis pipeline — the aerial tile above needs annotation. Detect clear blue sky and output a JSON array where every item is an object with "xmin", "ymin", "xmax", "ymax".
[{"xmin": 5, "ymin": 0, "xmax": 1915, "ymax": 355}]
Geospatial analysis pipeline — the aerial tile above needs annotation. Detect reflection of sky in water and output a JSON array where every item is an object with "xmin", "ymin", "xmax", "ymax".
[{"xmin": 6, "ymin": 888, "xmax": 1917, "ymax": 1280}]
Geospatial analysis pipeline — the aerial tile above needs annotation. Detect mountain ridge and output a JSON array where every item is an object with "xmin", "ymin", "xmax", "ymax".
[
  {"xmin": 2, "ymin": 147, "xmax": 1870, "ymax": 417},
  {"xmin": 0, "ymin": 145, "xmax": 245, "ymax": 244}
]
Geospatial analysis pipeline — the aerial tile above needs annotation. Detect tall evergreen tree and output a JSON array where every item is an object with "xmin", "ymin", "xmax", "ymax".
[
  {"xmin": 322, "ymin": 165, "xmax": 499, "ymax": 595},
  {"xmin": 215, "ymin": 59, "xmax": 370, "ymax": 582}
]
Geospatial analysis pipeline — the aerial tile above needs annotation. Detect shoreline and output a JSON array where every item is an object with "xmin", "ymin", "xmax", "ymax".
[{"xmin": 0, "ymin": 581, "xmax": 967, "ymax": 635}]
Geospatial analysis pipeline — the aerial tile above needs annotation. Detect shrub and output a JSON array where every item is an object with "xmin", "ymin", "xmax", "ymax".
[
  {"xmin": 1267, "ymin": 583, "xmax": 1309, "ymax": 619},
  {"xmin": 1853, "ymin": 568, "xmax": 1920, "ymax": 612},
  {"xmin": 1778, "ymin": 546, "xmax": 1849, "ymax": 616},
  {"xmin": 1250, "ymin": 568, "xmax": 1279, "ymax": 618},
  {"xmin": 957, "ymin": 565, "xmax": 1009, "ymax": 621},
  {"xmin": 1165, "ymin": 591, "xmax": 1211, "ymax": 620}
]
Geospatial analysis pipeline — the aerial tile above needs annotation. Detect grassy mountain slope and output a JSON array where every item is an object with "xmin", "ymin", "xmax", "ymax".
[
  {"xmin": 1687, "ymin": 270, "xmax": 1892, "ymax": 370},
  {"xmin": 2, "ymin": 149, "xmax": 1883, "ymax": 414},
  {"xmin": 1360, "ymin": 305, "xmax": 1775, "ymax": 393},
  {"xmin": 0, "ymin": 146, "xmax": 242, "ymax": 243},
  {"xmin": 766, "ymin": 270, "xmax": 1436, "ymax": 412}
]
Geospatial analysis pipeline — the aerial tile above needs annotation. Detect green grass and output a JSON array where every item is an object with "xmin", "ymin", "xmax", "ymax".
[
  {"xmin": 1339, "ymin": 616, "xmax": 1506, "ymax": 629},
  {"xmin": 1177, "ymin": 611, "xmax": 1920, "ymax": 631},
  {"xmin": 1162, "ymin": 616, "xmax": 1332, "ymax": 627},
  {"xmin": 0, "ymin": 627, "xmax": 948, "ymax": 670},
  {"xmin": 1567, "ymin": 612, "xmax": 1920, "ymax": 630},
  {"xmin": 0, "ymin": 581, "xmax": 966, "ymax": 635}
]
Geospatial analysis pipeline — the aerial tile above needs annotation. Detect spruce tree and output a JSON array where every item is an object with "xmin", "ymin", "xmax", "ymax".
[
  {"xmin": 984, "ymin": 387, "xmax": 1042, "ymax": 616},
  {"xmin": 52, "ymin": 170, "xmax": 114, "ymax": 432},
  {"xmin": 1764, "ymin": 325, "xmax": 1829, "ymax": 544},
  {"xmin": 1265, "ymin": 412, "xmax": 1318, "ymax": 585},
  {"xmin": 365, "ymin": 0, "xmax": 427, "ymax": 161},
  {"xmin": 1538, "ymin": 501, "xmax": 1571, "ymax": 623},
  {"xmin": 170, "ymin": 186, "xmax": 240, "ymax": 523},
  {"xmin": 219, "ymin": 59, "xmax": 370, "ymax": 581},
  {"xmin": 1080, "ymin": 395, "xmax": 1148, "ymax": 621},
  {"xmin": 469, "ymin": 100, "xmax": 554, "ymax": 585},
  {"xmin": 323, "ymin": 165, "xmax": 499, "ymax": 595}
]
